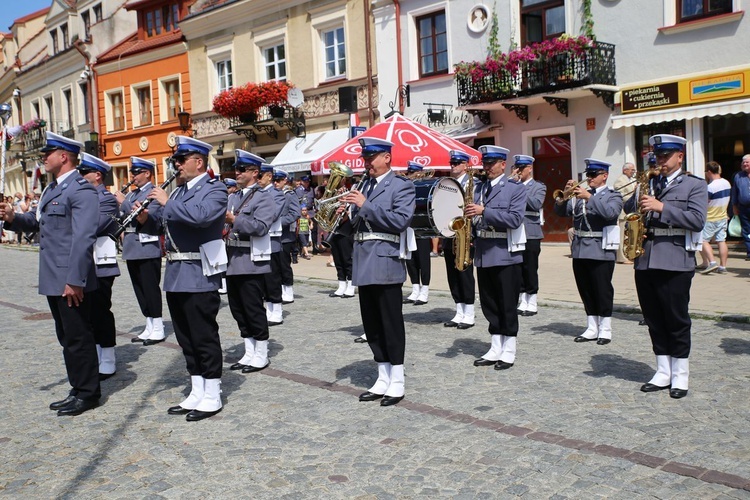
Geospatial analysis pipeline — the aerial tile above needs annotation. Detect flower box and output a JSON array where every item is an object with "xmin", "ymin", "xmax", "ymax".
[{"xmin": 213, "ymin": 81, "xmax": 296, "ymax": 119}]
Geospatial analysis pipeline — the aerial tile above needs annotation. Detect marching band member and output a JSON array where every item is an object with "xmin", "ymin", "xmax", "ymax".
[
  {"xmin": 149, "ymin": 136, "xmax": 227, "ymax": 421},
  {"xmin": 553, "ymin": 159, "xmax": 622, "ymax": 345},
  {"xmin": 115, "ymin": 157, "xmax": 165, "ymax": 346},
  {"xmin": 342, "ymin": 138, "xmax": 415, "ymax": 406},
  {"xmin": 77, "ymin": 153, "xmax": 121, "ymax": 380},
  {"xmin": 327, "ymin": 178, "xmax": 356, "ymax": 301},
  {"xmin": 274, "ymin": 169, "xmax": 301, "ymax": 304},
  {"xmin": 260, "ymin": 163, "xmax": 285, "ymax": 325},
  {"xmin": 224, "ymin": 151, "xmax": 276, "ymax": 374},
  {"xmin": 626, "ymin": 134, "xmax": 706, "ymax": 399},
  {"xmin": 466, "ymin": 145, "xmax": 528, "ymax": 370},
  {"xmin": 515, "ymin": 155, "xmax": 547, "ymax": 317},
  {"xmin": 442, "ymin": 150, "xmax": 476, "ymax": 329},
  {"xmin": 403, "ymin": 161, "xmax": 432, "ymax": 306},
  {"xmin": 0, "ymin": 132, "xmax": 101, "ymax": 416}
]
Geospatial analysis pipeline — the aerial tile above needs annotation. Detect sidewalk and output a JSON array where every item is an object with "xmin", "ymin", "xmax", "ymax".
[{"xmin": 293, "ymin": 243, "xmax": 750, "ymax": 321}]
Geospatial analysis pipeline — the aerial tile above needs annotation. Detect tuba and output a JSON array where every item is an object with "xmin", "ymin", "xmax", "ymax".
[
  {"xmin": 449, "ymin": 169, "xmax": 475, "ymax": 272},
  {"xmin": 314, "ymin": 162, "xmax": 353, "ymax": 232},
  {"xmin": 622, "ymin": 167, "xmax": 660, "ymax": 260}
]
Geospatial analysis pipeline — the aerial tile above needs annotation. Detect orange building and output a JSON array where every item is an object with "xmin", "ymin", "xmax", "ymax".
[{"xmin": 94, "ymin": 0, "xmax": 194, "ymax": 188}]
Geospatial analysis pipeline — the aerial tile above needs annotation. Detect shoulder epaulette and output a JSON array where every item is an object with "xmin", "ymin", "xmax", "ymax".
[
  {"xmin": 207, "ymin": 177, "xmax": 219, "ymax": 184},
  {"xmin": 76, "ymin": 178, "xmax": 88, "ymax": 185}
]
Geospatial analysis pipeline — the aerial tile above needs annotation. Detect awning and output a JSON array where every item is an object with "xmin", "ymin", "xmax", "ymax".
[
  {"xmin": 270, "ymin": 129, "xmax": 350, "ymax": 173},
  {"xmin": 441, "ymin": 124, "xmax": 491, "ymax": 141},
  {"xmin": 611, "ymin": 97, "xmax": 750, "ymax": 129}
]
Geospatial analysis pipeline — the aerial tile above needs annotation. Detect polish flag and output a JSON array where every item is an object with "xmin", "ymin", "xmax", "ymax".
[
  {"xmin": 349, "ymin": 113, "xmax": 360, "ymax": 127},
  {"xmin": 31, "ymin": 162, "xmax": 42, "ymax": 191}
]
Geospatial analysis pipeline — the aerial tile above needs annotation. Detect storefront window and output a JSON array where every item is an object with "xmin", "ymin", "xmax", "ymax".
[
  {"xmin": 705, "ymin": 114, "xmax": 750, "ymax": 182},
  {"xmin": 635, "ymin": 120, "xmax": 685, "ymax": 170}
]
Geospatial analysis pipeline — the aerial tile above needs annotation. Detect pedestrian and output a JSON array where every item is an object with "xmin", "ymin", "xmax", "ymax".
[
  {"xmin": 0, "ymin": 132, "xmax": 101, "ymax": 416},
  {"xmin": 114, "ymin": 157, "xmax": 165, "ymax": 346},
  {"xmin": 730, "ymin": 154, "xmax": 750, "ymax": 260},
  {"xmin": 699, "ymin": 161, "xmax": 730, "ymax": 274},
  {"xmin": 77, "ymin": 152, "xmax": 121, "ymax": 380},
  {"xmin": 466, "ymin": 146, "xmax": 527, "ymax": 370},
  {"xmin": 554, "ymin": 159, "xmax": 622, "ymax": 345},
  {"xmin": 341, "ymin": 137, "xmax": 415, "ymax": 406},
  {"xmin": 625, "ymin": 134, "xmax": 707, "ymax": 399},
  {"xmin": 297, "ymin": 207, "xmax": 313, "ymax": 259},
  {"xmin": 148, "ymin": 136, "xmax": 228, "ymax": 421}
]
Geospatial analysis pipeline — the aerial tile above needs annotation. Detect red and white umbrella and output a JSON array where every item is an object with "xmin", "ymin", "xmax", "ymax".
[{"xmin": 311, "ymin": 114, "xmax": 481, "ymax": 175}]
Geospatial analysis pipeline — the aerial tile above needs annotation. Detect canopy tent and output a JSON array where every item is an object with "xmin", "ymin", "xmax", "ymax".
[
  {"xmin": 310, "ymin": 114, "xmax": 482, "ymax": 175},
  {"xmin": 270, "ymin": 129, "xmax": 350, "ymax": 173}
]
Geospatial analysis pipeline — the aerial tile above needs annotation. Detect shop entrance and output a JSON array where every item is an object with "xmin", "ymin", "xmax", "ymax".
[{"xmin": 531, "ymin": 133, "xmax": 572, "ymax": 242}]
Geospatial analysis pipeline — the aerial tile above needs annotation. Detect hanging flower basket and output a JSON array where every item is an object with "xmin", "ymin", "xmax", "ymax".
[{"xmin": 212, "ymin": 81, "xmax": 297, "ymax": 120}]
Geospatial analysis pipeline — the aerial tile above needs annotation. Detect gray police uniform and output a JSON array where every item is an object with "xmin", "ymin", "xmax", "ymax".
[
  {"xmin": 120, "ymin": 182, "xmax": 163, "ymax": 319},
  {"xmin": 473, "ymin": 175, "xmax": 527, "ymax": 365},
  {"xmin": 625, "ymin": 173, "xmax": 707, "ymax": 360},
  {"xmin": 263, "ymin": 185, "xmax": 286, "ymax": 306},
  {"xmin": 553, "ymin": 186, "xmax": 622, "ymax": 319},
  {"xmin": 441, "ymin": 173, "xmax": 476, "ymax": 312},
  {"xmin": 351, "ymin": 171, "xmax": 415, "ymax": 366},
  {"xmin": 279, "ymin": 188, "xmax": 301, "ymax": 289},
  {"xmin": 520, "ymin": 179, "xmax": 547, "ymax": 296},
  {"xmin": 162, "ymin": 174, "xmax": 227, "ymax": 380},
  {"xmin": 6, "ymin": 171, "xmax": 101, "ymax": 402},
  {"xmin": 90, "ymin": 184, "xmax": 121, "ymax": 350}
]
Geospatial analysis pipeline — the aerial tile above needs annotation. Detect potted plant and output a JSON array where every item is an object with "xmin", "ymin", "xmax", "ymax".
[
  {"xmin": 212, "ymin": 83, "xmax": 263, "ymax": 122},
  {"xmin": 258, "ymin": 80, "xmax": 295, "ymax": 118}
]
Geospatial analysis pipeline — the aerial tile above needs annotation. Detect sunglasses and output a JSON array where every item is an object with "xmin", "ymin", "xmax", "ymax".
[
  {"xmin": 585, "ymin": 170, "xmax": 606, "ymax": 178},
  {"xmin": 77, "ymin": 168, "xmax": 99, "ymax": 176},
  {"xmin": 130, "ymin": 169, "xmax": 147, "ymax": 175},
  {"xmin": 449, "ymin": 161, "xmax": 465, "ymax": 166},
  {"xmin": 234, "ymin": 165, "xmax": 258, "ymax": 173}
]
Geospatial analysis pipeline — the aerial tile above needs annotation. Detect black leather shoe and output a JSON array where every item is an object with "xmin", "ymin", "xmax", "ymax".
[
  {"xmin": 242, "ymin": 362, "xmax": 269, "ymax": 373},
  {"xmin": 168, "ymin": 405, "xmax": 191, "ymax": 415},
  {"xmin": 413, "ymin": 300, "xmax": 428, "ymax": 306},
  {"xmin": 521, "ymin": 311, "xmax": 537, "ymax": 317},
  {"xmin": 229, "ymin": 362, "xmax": 249, "ymax": 371},
  {"xmin": 186, "ymin": 408, "xmax": 222, "ymax": 421},
  {"xmin": 669, "ymin": 388, "xmax": 688, "ymax": 399},
  {"xmin": 131, "ymin": 337, "xmax": 145, "ymax": 343},
  {"xmin": 494, "ymin": 361, "xmax": 514, "ymax": 370},
  {"xmin": 402, "ymin": 298, "xmax": 415, "ymax": 304},
  {"xmin": 443, "ymin": 320, "xmax": 459, "ymax": 327},
  {"xmin": 282, "ymin": 300, "xmax": 294, "ymax": 305},
  {"xmin": 574, "ymin": 336, "xmax": 597, "ymax": 343},
  {"xmin": 359, "ymin": 391, "xmax": 383, "ymax": 402},
  {"xmin": 473, "ymin": 358, "xmax": 496, "ymax": 367},
  {"xmin": 354, "ymin": 337, "xmax": 368, "ymax": 343},
  {"xmin": 342, "ymin": 294, "xmax": 355, "ymax": 298},
  {"xmin": 57, "ymin": 397, "xmax": 99, "ymax": 416},
  {"xmin": 516, "ymin": 309, "xmax": 525, "ymax": 314},
  {"xmin": 143, "ymin": 338, "xmax": 166, "ymax": 346},
  {"xmin": 380, "ymin": 396, "xmax": 404, "ymax": 406},
  {"xmin": 638, "ymin": 319, "xmax": 647, "ymax": 326},
  {"xmin": 640, "ymin": 383, "xmax": 670, "ymax": 393},
  {"xmin": 50, "ymin": 395, "xmax": 76, "ymax": 410},
  {"xmin": 457, "ymin": 323, "xmax": 474, "ymax": 330},
  {"xmin": 596, "ymin": 338, "xmax": 611, "ymax": 345},
  {"xmin": 329, "ymin": 292, "xmax": 343, "ymax": 298},
  {"xmin": 99, "ymin": 372, "xmax": 116, "ymax": 381},
  {"xmin": 268, "ymin": 320, "xmax": 283, "ymax": 326}
]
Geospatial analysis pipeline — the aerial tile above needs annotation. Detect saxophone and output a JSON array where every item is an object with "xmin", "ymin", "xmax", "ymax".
[
  {"xmin": 450, "ymin": 169, "xmax": 474, "ymax": 271},
  {"xmin": 623, "ymin": 167, "xmax": 659, "ymax": 261}
]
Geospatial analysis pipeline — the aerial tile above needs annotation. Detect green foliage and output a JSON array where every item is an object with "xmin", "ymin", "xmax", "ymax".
[
  {"xmin": 487, "ymin": 2, "xmax": 501, "ymax": 59},
  {"xmin": 581, "ymin": 0, "xmax": 595, "ymax": 39}
]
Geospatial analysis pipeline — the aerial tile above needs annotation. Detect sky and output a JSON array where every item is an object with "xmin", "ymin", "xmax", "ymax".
[{"xmin": 1, "ymin": 0, "xmax": 54, "ymax": 33}]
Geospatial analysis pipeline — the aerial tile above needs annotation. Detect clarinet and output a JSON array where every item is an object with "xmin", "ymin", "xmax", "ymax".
[
  {"xmin": 320, "ymin": 174, "xmax": 368, "ymax": 248},
  {"xmin": 111, "ymin": 171, "xmax": 179, "ymax": 239},
  {"xmin": 119, "ymin": 179, "xmax": 136, "ymax": 194}
]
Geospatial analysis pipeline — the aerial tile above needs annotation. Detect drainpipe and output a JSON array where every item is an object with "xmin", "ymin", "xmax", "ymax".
[
  {"xmin": 393, "ymin": 0, "xmax": 404, "ymax": 113},
  {"xmin": 364, "ymin": 0, "xmax": 375, "ymax": 127}
]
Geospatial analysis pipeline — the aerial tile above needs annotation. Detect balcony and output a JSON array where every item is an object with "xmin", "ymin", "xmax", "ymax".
[
  {"xmin": 456, "ymin": 42, "xmax": 617, "ymax": 114},
  {"xmin": 229, "ymin": 105, "xmax": 306, "ymax": 141},
  {"xmin": 23, "ymin": 126, "xmax": 47, "ymax": 153}
]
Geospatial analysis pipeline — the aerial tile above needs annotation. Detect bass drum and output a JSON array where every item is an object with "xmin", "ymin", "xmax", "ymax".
[{"xmin": 411, "ymin": 177, "xmax": 465, "ymax": 238}]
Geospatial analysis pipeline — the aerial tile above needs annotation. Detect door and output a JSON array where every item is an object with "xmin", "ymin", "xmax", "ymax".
[{"xmin": 532, "ymin": 133, "xmax": 571, "ymax": 242}]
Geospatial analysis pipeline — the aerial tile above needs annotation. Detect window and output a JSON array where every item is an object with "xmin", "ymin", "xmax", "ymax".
[
  {"xmin": 93, "ymin": 3, "xmax": 103, "ymax": 22},
  {"xmin": 144, "ymin": 4, "xmax": 179, "ymax": 37},
  {"xmin": 61, "ymin": 23, "xmax": 69, "ymax": 49},
  {"xmin": 417, "ymin": 11, "xmax": 448, "ymax": 77},
  {"xmin": 50, "ymin": 29, "xmax": 58, "ymax": 54},
  {"xmin": 264, "ymin": 44, "xmax": 286, "ymax": 81},
  {"xmin": 82, "ymin": 11, "xmax": 91, "ymax": 40},
  {"xmin": 79, "ymin": 81, "xmax": 90, "ymax": 126},
  {"xmin": 32, "ymin": 101, "xmax": 40, "ymax": 119},
  {"xmin": 165, "ymin": 4, "xmax": 180, "ymax": 31},
  {"xmin": 322, "ymin": 27, "xmax": 346, "ymax": 79},
  {"xmin": 62, "ymin": 89, "xmax": 73, "ymax": 131},
  {"xmin": 161, "ymin": 78, "xmax": 181, "ymax": 121},
  {"xmin": 134, "ymin": 85, "xmax": 152, "ymax": 126},
  {"xmin": 521, "ymin": 0, "xmax": 565, "ymax": 45},
  {"xmin": 44, "ymin": 96, "xmax": 54, "ymax": 122},
  {"xmin": 108, "ymin": 91, "xmax": 125, "ymax": 131},
  {"xmin": 678, "ymin": 0, "xmax": 732, "ymax": 22},
  {"xmin": 216, "ymin": 59, "xmax": 233, "ymax": 92}
]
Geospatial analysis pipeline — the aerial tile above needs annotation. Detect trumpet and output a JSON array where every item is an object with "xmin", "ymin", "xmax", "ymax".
[
  {"xmin": 553, "ymin": 179, "xmax": 589, "ymax": 203},
  {"xmin": 509, "ymin": 165, "xmax": 523, "ymax": 182}
]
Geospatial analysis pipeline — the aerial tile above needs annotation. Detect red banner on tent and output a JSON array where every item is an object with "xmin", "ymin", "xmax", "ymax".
[{"xmin": 311, "ymin": 114, "xmax": 482, "ymax": 175}]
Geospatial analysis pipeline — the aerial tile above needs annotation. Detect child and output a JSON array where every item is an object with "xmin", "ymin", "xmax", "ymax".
[{"xmin": 297, "ymin": 208, "xmax": 313, "ymax": 259}]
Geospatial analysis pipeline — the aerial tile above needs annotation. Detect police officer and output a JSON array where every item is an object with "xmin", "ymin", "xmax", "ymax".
[
  {"xmin": 149, "ymin": 136, "xmax": 227, "ymax": 421},
  {"xmin": 442, "ymin": 150, "xmax": 477, "ymax": 329},
  {"xmin": 625, "ymin": 134, "xmax": 707, "ymax": 399},
  {"xmin": 77, "ymin": 153, "xmax": 121, "ymax": 380},
  {"xmin": 466, "ymin": 146, "xmax": 528, "ymax": 370},
  {"xmin": 224, "ymin": 151, "xmax": 276, "ymax": 373},
  {"xmin": 514, "ymin": 155, "xmax": 547, "ymax": 317},
  {"xmin": 224, "ymin": 177, "xmax": 238, "ymax": 195},
  {"xmin": 327, "ymin": 177, "xmax": 356, "ymax": 301},
  {"xmin": 403, "ymin": 161, "xmax": 432, "ymax": 305},
  {"xmin": 115, "ymin": 157, "xmax": 165, "ymax": 345},
  {"xmin": 260, "ymin": 163, "xmax": 285, "ymax": 325},
  {"xmin": 0, "ymin": 132, "xmax": 101, "ymax": 416},
  {"xmin": 341, "ymin": 138, "xmax": 415, "ymax": 406},
  {"xmin": 554, "ymin": 159, "xmax": 622, "ymax": 345},
  {"xmin": 274, "ymin": 169, "xmax": 301, "ymax": 304}
]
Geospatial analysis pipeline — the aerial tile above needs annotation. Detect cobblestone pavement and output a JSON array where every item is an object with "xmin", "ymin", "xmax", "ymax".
[{"xmin": 1, "ymin": 246, "xmax": 749, "ymax": 498}]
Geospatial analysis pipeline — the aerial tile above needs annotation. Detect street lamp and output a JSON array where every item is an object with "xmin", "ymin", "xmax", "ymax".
[
  {"xmin": 177, "ymin": 109, "xmax": 194, "ymax": 136},
  {"xmin": 0, "ymin": 102, "xmax": 13, "ymax": 199}
]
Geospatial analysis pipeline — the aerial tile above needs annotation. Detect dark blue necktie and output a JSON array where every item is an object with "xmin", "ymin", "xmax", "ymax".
[
  {"xmin": 365, "ymin": 179, "xmax": 376, "ymax": 198},
  {"xmin": 484, "ymin": 182, "xmax": 492, "ymax": 199},
  {"xmin": 655, "ymin": 176, "xmax": 667, "ymax": 197},
  {"xmin": 589, "ymin": 188, "xmax": 596, "ymax": 195}
]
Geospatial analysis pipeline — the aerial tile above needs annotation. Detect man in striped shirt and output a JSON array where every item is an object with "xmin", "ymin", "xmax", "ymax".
[{"xmin": 700, "ymin": 161, "xmax": 731, "ymax": 274}]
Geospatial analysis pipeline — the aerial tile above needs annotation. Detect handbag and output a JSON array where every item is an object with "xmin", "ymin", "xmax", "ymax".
[{"xmin": 728, "ymin": 215, "xmax": 742, "ymax": 238}]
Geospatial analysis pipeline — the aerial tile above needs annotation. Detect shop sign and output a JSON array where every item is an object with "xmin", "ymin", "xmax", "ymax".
[
  {"xmin": 620, "ymin": 67, "xmax": 750, "ymax": 114},
  {"xmin": 410, "ymin": 109, "xmax": 475, "ymax": 131}
]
